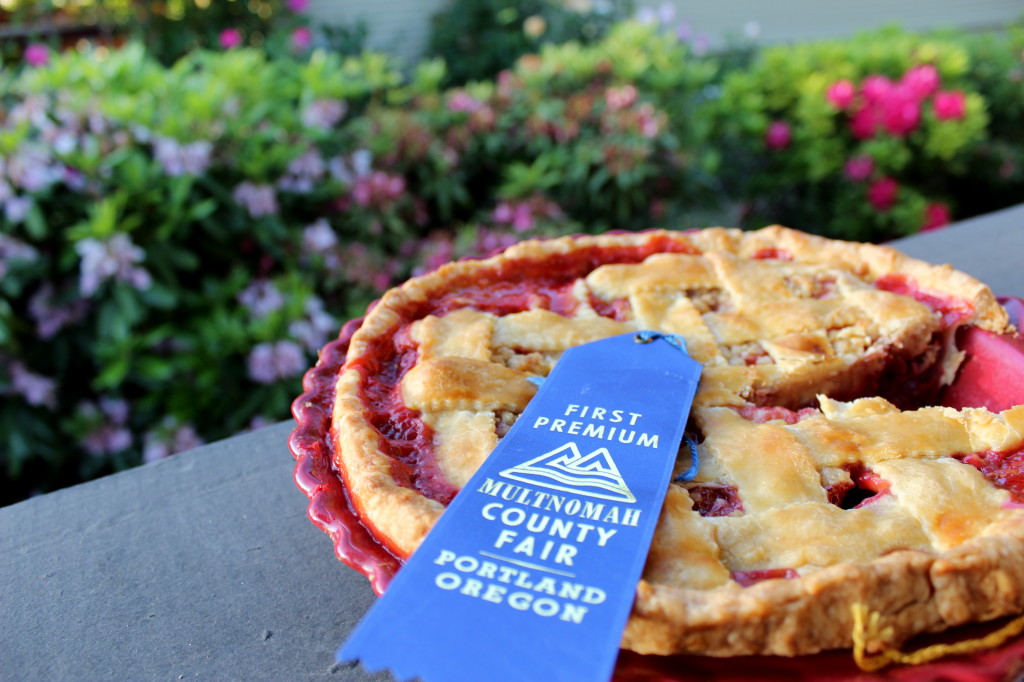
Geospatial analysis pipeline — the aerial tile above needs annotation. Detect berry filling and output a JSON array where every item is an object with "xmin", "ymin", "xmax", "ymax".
[
  {"xmin": 589, "ymin": 294, "xmax": 631, "ymax": 321},
  {"xmin": 826, "ymin": 465, "xmax": 891, "ymax": 509},
  {"xmin": 751, "ymin": 248, "xmax": 793, "ymax": 261},
  {"xmin": 687, "ymin": 484, "xmax": 744, "ymax": 517},
  {"xmin": 351, "ymin": 238, "xmax": 699, "ymax": 503},
  {"xmin": 737, "ymin": 405, "xmax": 819, "ymax": 424},
  {"xmin": 731, "ymin": 568, "xmax": 798, "ymax": 587},
  {"xmin": 874, "ymin": 273, "xmax": 974, "ymax": 328},
  {"xmin": 956, "ymin": 444, "xmax": 1024, "ymax": 503}
]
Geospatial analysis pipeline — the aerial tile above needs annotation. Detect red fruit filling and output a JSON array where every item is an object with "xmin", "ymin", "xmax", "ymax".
[
  {"xmin": 589, "ymin": 294, "xmax": 632, "ymax": 321},
  {"xmin": 737, "ymin": 405, "xmax": 819, "ymax": 424},
  {"xmin": 874, "ymin": 273, "xmax": 974, "ymax": 328},
  {"xmin": 751, "ymin": 248, "xmax": 793, "ymax": 261},
  {"xmin": 826, "ymin": 464, "xmax": 891, "ymax": 509},
  {"xmin": 956, "ymin": 444, "xmax": 1024, "ymax": 503},
  {"xmin": 350, "ymin": 237, "xmax": 700, "ymax": 503},
  {"xmin": 731, "ymin": 568, "xmax": 798, "ymax": 587},
  {"xmin": 687, "ymin": 484, "xmax": 743, "ymax": 517}
]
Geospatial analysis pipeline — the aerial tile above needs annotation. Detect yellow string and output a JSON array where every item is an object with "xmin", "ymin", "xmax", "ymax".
[{"xmin": 851, "ymin": 603, "xmax": 1024, "ymax": 672}]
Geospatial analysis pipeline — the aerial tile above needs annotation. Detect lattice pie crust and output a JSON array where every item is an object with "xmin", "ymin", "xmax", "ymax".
[{"xmin": 330, "ymin": 226, "xmax": 1024, "ymax": 656}]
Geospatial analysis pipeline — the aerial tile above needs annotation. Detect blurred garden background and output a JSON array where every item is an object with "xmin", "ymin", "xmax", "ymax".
[{"xmin": 2, "ymin": 0, "xmax": 1023, "ymax": 505}]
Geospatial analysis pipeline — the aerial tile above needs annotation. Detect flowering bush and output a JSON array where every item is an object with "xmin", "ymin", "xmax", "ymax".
[
  {"xmin": 426, "ymin": 0, "xmax": 633, "ymax": 87},
  {"xmin": 0, "ymin": 43, "xmax": 407, "ymax": 502},
  {"xmin": 1, "ymin": 0, "xmax": 365, "ymax": 68},
  {"xmin": 0, "ymin": 21, "xmax": 718, "ymax": 503},
  {"xmin": 711, "ymin": 27, "xmax": 1002, "ymax": 241},
  {"xmin": 4, "ymin": 19, "xmax": 1024, "ymax": 503}
]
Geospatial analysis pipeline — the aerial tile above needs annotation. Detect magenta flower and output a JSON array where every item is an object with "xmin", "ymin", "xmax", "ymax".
[
  {"xmin": 880, "ymin": 87, "xmax": 920, "ymax": 136},
  {"xmin": 850, "ymin": 103, "xmax": 882, "ymax": 140},
  {"xmin": 219, "ymin": 28, "xmax": 243, "ymax": 49},
  {"xmin": 287, "ymin": 0, "xmax": 309, "ymax": 10},
  {"xmin": 843, "ymin": 156, "xmax": 875, "ymax": 181},
  {"xmin": 447, "ymin": 91, "xmax": 483, "ymax": 113},
  {"xmin": 292, "ymin": 26, "xmax": 312, "ymax": 50},
  {"xmin": 825, "ymin": 80, "xmax": 855, "ymax": 110},
  {"xmin": 867, "ymin": 177, "xmax": 899, "ymax": 211},
  {"xmin": 492, "ymin": 202, "xmax": 514, "ymax": 223},
  {"xmin": 861, "ymin": 75, "xmax": 894, "ymax": 103},
  {"xmin": 23, "ymin": 43, "xmax": 50, "ymax": 67},
  {"xmin": 933, "ymin": 90, "xmax": 966, "ymax": 121},
  {"xmin": 921, "ymin": 202, "xmax": 951, "ymax": 232},
  {"xmin": 901, "ymin": 64, "xmax": 939, "ymax": 99},
  {"xmin": 351, "ymin": 172, "xmax": 405, "ymax": 208},
  {"xmin": 511, "ymin": 204, "xmax": 534, "ymax": 232},
  {"xmin": 764, "ymin": 121, "xmax": 791, "ymax": 150}
]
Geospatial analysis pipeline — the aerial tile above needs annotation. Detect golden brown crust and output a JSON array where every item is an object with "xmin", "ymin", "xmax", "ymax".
[{"xmin": 330, "ymin": 225, "xmax": 1020, "ymax": 656}]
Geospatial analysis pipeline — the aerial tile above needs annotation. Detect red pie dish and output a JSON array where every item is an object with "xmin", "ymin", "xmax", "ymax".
[{"xmin": 290, "ymin": 226, "xmax": 1024, "ymax": 679}]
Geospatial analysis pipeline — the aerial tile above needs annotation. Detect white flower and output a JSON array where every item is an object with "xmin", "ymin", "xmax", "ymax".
[
  {"xmin": 232, "ymin": 182, "xmax": 278, "ymax": 218},
  {"xmin": 9, "ymin": 362, "xmax": 57, "ymax": 409},
  {"xmin": 301, "ymin": 98, "xmax": 347, "ymax": 131},
  {"xmin": 247, "ymin": 340, "xmax": 307, "ymax": 384},
  {"xmin": 238, "ymin": 280, "xmax": 285, "ymax": 319},
  {"xmin": 76, "ymin": 233, "xmax": 151, "ymax": 297},
  {"xmin": 154, "ymin": 137, "xmax": 213, "ymax": 176},
  {"xmin": 302, "ymin": 218, "xmax": 337, "ymax": 254}
]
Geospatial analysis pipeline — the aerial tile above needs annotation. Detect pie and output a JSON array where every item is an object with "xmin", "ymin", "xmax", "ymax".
[{"xmin": 325, "ymin": 225, "xmax": 1024, "ymax": 657}]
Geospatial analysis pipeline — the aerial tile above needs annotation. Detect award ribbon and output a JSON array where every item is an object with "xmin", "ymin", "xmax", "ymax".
[{"xmin": 339, "ymin": 331, "xmax": 702, "ymax": 682}]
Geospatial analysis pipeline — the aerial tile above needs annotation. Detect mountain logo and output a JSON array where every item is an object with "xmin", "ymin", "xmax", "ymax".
[{"xmin": 500, "ymin": 442, "xmax": 636, "ymax": 503}]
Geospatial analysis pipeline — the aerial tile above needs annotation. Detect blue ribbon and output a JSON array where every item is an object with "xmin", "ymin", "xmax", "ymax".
[
  {"xmin": 634, "ymin": 330, "xmax": 689, "ymax": 354},
  {"xmin": 673, "ymin": 435, "xmax": 701, "ymax": 482}
]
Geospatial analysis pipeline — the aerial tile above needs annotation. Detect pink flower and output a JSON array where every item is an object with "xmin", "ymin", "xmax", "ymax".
[
  {"xmin": 880, "ymin": 86, "xmax": 920, "ymax": 136},
  {"xmin": 843, "ymin": 156, "xmax": 875, "ymax": 181},
  {"xmin": 605, "ymin": 84, "xmax": 638, "ymax": 111},
  {"xmin": 861, "ymin": 75, "xmax": 894, "ymax": 104},
  {"xmin": 825, "ymin": 80, "xmax": 855, "ymax": 110},
  {"xmin": 24, "ymin": 43, "xmax": 50, "ymax": 67},
  {"xmin": 764, "ymin": 121, "xmax": 791, "ymax": 150},
  {"xmin": 850, "ymin": 103, "xmax": 882, "ymax": 140},
  {"xmin": 219, "ymin": 28, "xmax": 243, "ymax": 49},
  {"xmin": 287, "ymin": 0, "xmax": 309, "ymax": 11},
  {"xmin": 933, "ymin": 90, "xmax": 966, "ymax": 121},
  {"xmin": 492, "ymin": 202, "xmax": 514, "ymax": 223},
  {"xmin": 448, "ymin": 91, "xmax": 483, "ymax": 113},
  {"xmin": 921, "ymin": 202, "xmax": 951, "ymax": 231},
  {"xmin": 511, "ymin": 204, "xmax": 534, "ymax": 232},
  {"xmin": 292, "ymin": 26, "xmax": 312, "ymax": 51},
  {"xmin": 867, "ymin": 177, "xmax": 899, "ymax": 211},
  {"xmin": 901, "ymin": 64, "xmax": 939, "ymax": 99}
]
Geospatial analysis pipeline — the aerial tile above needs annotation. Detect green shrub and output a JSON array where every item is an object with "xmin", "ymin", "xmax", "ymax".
[{"xmin": 426, "ymin": 0, "xmax": 633, "ymax": 87}]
